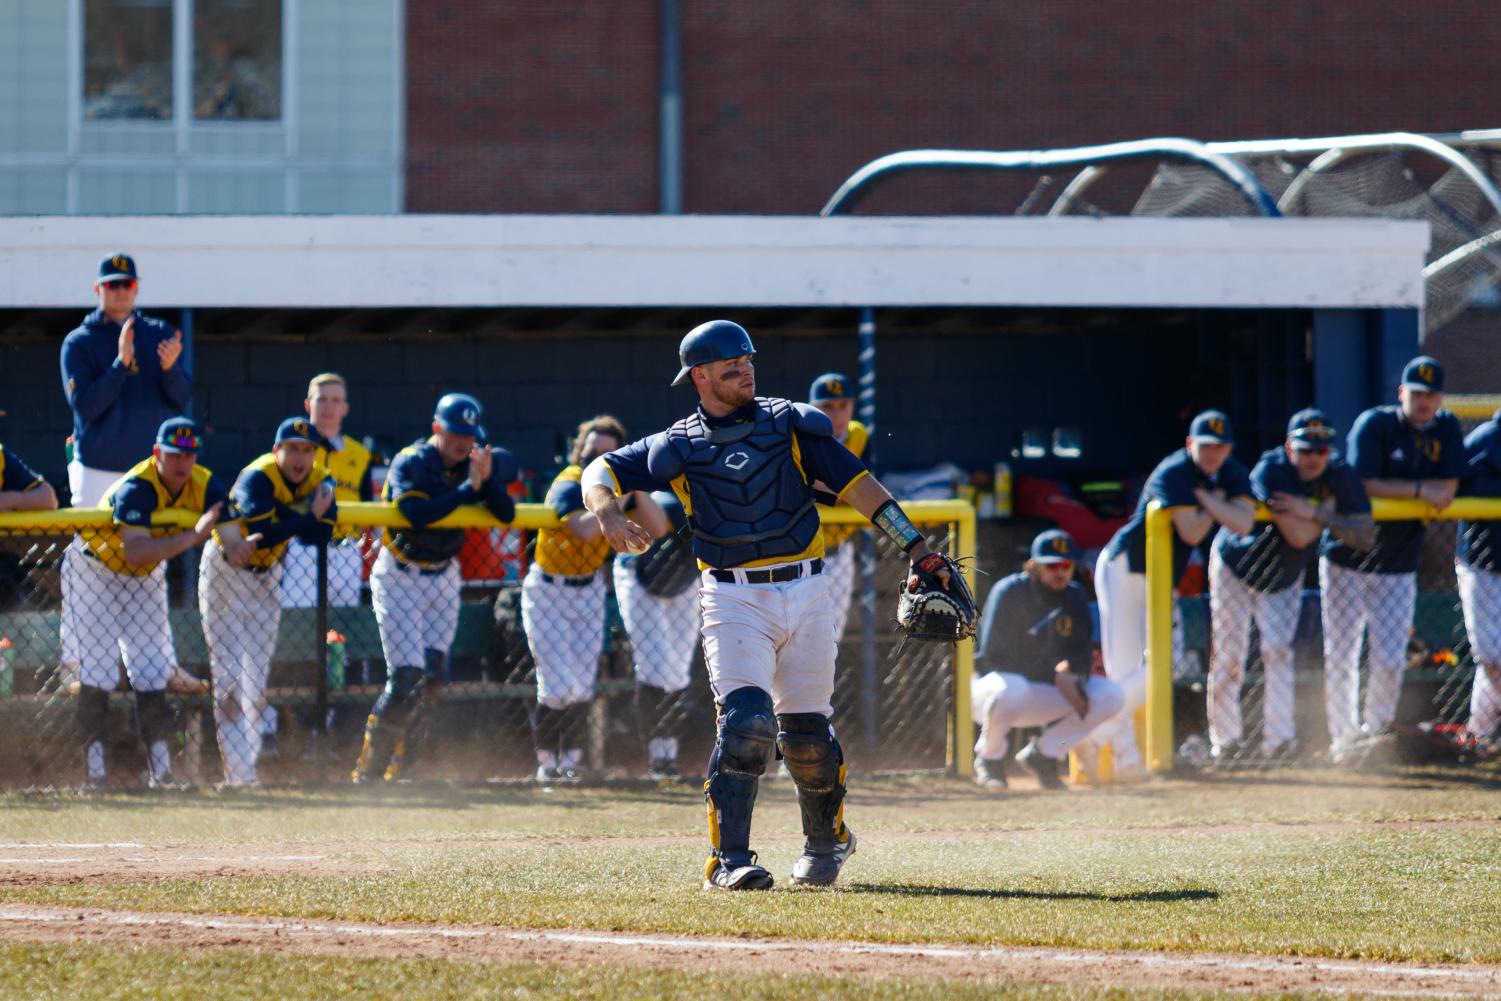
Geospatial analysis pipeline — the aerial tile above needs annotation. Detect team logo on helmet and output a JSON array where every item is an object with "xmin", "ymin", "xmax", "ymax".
[{"xmin": 461, "ymin": 405, "xmax": 479, "ymax": 424}]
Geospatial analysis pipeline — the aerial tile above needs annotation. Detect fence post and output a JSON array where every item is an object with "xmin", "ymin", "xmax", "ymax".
[
  {"xmin": 314, "ymin": 538, "xmax": 329, "ymax": 778},
  {"xmin": 952, "ymin": 504, "xmax": 977, "ymax": 777},
  {"xmin": 1144, "ymin": 501, "xmax": 1174, "ymax": 772}
]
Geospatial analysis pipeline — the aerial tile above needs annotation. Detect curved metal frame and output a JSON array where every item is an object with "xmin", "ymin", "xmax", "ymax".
[
  {"xmin": 1048, "ymin": 132, "xmax": 1501, "ymax": 220},
  {"xmin": 1423, "ymin": 229, "xmax": 1501, "ymax": 281},
  {"xmin": 818, "ymin": 139, "xmax": 1281, "ymax": 218}
]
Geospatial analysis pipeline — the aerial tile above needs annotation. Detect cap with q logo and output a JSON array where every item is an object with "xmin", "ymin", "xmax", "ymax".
[
  {"xmin": 1030, "ymin": 528, "xmax": 1079, "ymax": 565},
  {"xmin": 1400, "ymin": 355, "xmax": 1444, "ymax": 393},
  {"xmin": 274, "ymin": 417, "xmax": 330, "ymax": 448},
  {"xmin": 1189, "ymin": 409, "xmax": 1233, "ymax": 444},
  {"xmin": 433, "ymin": 392, "xmax": 487, "ymax": 442}
]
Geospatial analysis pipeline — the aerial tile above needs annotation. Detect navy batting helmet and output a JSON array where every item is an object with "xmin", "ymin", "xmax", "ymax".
[
  {"xmin": 670, "ymin": 320, "xmax": 755, "ymax": 387},
  {"xmin": 434, "ymin": 392, "xmax": 486, "ymax": 441}
]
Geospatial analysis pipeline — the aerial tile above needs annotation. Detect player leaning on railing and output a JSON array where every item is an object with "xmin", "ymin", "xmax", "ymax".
[
  {"xmin": 1206, "ymin": 409, "xmax": 1373, "ymax": 766},
  {"xmin": 1321, "ymin": 356, "xmax": 1463, "ymax": 764}
]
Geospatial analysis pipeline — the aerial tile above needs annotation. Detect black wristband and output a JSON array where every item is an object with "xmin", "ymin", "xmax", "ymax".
[{"xmin": 872, "ymin": 499, "xmax": 924, "ymax": 553}]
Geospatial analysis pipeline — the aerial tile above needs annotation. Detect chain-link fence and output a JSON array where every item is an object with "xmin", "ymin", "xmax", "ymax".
[
  {"xmin": 1153, "ymin": 501, "xmax": 1501, "ymax": 772},
  {"xmin": 0, "ymin": 502, "xmax": 972, "ymax": 791}
]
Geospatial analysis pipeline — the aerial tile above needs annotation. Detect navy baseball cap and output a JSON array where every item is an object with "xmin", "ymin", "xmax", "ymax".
[
  {"xmin": 98, "ymin": 253, "xmax": 138, "ymax": 283},
  {"xmin": 1400, "ymin": 355, "xmax": 1444, "ymax": 393},
  {"xmin": 1031, "ymin": 528, "xmax": 1079, "ymax": 565},
  {"xmin": 433, "ymin": 392, "xmax": 487, "ymax": 441},
  {"xmin": 274, "ymin": 417, "xmax": 329, "ymax": 448},
  {"xmin": 1189, "ymin": 409, "xmax": 1233, "ymax": 444},
  {"xmin": 1287, "ymin": 408, "xmax": 1337, "ymax": 447},
  {"xmin": 809, "ymin": 372, "xmax": 854, "ymax": 403},
  {"xmin": 155, "ymin": 417, "xmax": 202, "ymax": 454}
]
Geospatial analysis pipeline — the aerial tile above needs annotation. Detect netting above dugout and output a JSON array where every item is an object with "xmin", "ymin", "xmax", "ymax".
[{"xmin": 1008, "ymin": 142, "xmax": 1501, "ymax": 339}]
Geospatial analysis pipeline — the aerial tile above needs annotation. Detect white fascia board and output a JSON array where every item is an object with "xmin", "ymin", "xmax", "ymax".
[{"xmin": 0, "ymin": 215, "xmax": 1428, "ymax": 310}]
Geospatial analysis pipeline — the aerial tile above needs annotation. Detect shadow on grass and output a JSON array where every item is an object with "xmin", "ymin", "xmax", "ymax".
[{"xmin": 846, "ymin": 882, "xmax": 1219, "ymax": 903}]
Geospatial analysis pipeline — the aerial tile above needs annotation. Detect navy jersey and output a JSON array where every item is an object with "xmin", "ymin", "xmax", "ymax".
[
  {"xmin": 1104, "ymin": 448, "xmax": 1254, "ymax": 580},
  {"xmin": 0, "ymin": 444, "xmax": 45, "ymax": 494},
  {"xmin": 975, "ymin": 572, "xmax": 1092, "ymax": 685},
  {"xmin": 381, "ymin": 438, "xmax": 518, "ymax": 567},
  {"xmin": 1458, "ymin": 414, "xmax": 1501, "ymax": 572},
  {"xmin": 227, "ymin": 454, "xmax": 339, "ymax": 569},
  {"xmin": 60, "ymin": 309, "xmax": 192, "ymax": 471},
  {"xmin": 1324, "ymin": 406, "xmax": 1465, "ymax": 574},
  {"xmin": 602, "ymin": 398, "xmax": 867, "ymax": 570},
  {"xmin": 1214, "ymin": 446, "xmax": 1370, "ymax": 593}
]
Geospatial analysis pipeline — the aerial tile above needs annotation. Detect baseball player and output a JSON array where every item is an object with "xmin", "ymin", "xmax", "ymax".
[
  {"xmin": 200, "ymin": 418, "xmax": 336, "ymax": 788},
  {"xmin": 1088, "ymin": 410, "xmax": 1255, "ymax": 779},
  {"xmin": 523, "ymin": 416, "xmax": 630, "ymax": 784},
  {"xmin": 1207, "ymin": 410, "xmax": 1372, "ymax": 763},
  {"xmin": 352, "ymin": 393, "xmax": 517, "ymax": 783},
  {"xmin": 613, "ymin": 489, "xmax": 701, "ymax": 780},
  {"xmin": 59, "ymin": 253, "xmax": 191, "ymax": 701},
  {"xmin": 75, "ymin": 418, "xmax": 238, "ymax": 790},
  {"xmin": 0, "ymin": 443, "xmax": 58, "ymax": 513},
  {"xmin": 808, "ymin": 373, "xmax": 870, "ymax": 642},
  {"xmin": 1321, "ymin": 356, "xmax": 1464, "ymax": 762},
  {"xmin": 581, "ymin": 319, "xmax": 954, "ymax": 890},
  {"xmin": 280, "ymin": 373, "xmax": 373, "ymax": 609},
  {"xmin": 1457, "ymin": 408, "xmax": 1501, "ymax": 749},
  {"xmin": 972, "ymin": 529, "xmax": 1125, "ymax": 790}
]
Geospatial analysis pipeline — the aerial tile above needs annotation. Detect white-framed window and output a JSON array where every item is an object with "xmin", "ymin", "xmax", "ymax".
[
  {"xmin": 0, "ymin": 0, "xmax": 401, "ymax": 214},
  {"xmin": 82, "ymin": 0, "xmax": 283, "ymax": 124}
]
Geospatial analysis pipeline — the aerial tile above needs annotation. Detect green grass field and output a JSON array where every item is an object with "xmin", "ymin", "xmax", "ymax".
[{"xmin": 1, "ymin": 766, "xmax": 1498, "ymax": 999}]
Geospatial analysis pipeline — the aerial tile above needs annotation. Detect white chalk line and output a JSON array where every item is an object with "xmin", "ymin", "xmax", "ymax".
[
  {"xmin": 0, "ymin": 843, "xmax": 143, "ymax": 850},
  {"xmin": 0, "ymin": 855, "xmax": 324, "ymax": 866},
  {"xmin": 0, "ymin": 905, "xmax": 1495, "ymax": 994}
]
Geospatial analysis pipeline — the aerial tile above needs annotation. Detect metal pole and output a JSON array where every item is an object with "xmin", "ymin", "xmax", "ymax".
[
  {"xmin": 857, "ymin": 307, "xmax": 879, "ymax": 755},
  {"xmin": 658, "ymin": 0, "xmax": 683, "ymax": 215},
  {"xmin": 314, "ymin": 538, "xmax": 329, "ymax": 770}
]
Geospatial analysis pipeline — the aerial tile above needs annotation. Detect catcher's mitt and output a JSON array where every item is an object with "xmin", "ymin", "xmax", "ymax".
[{"xmin": 896, "ymin": 552, "xmax": 977, "ymax": 643}]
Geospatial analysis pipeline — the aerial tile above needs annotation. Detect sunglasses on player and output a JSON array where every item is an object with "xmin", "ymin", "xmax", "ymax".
[
  {"xmin": 1291, "ymin": 444, "xmax": 1331, "ymax": 456},
  {"xmin": 100, "ymin": 279, "xmax": 137, "ymax": 291}
]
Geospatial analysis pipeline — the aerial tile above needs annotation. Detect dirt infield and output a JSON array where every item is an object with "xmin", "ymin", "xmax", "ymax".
[
  {"xmin": 0, "ymin": 841, "xmax": 381, "ymax": 887},
  {"xmin": 0, "ymin": 903, "xmax": 1498, "ymax": 996}
]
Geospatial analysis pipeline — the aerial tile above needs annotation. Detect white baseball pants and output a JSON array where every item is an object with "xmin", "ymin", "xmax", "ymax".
[
  {"xmin": 1318, "ymin": 558, "xmax": 1415, "ymax": 752},
  {"xmin": 1457, "ymin": 561, "xmax": 1501, "ymax": 743},
  {"xmin": 972, "ymin": 671, "xmax": 1125, "ymax": 761},
  {"xmin": 699, "ymin": 561, "xmax": 836, "ymax": 717},
  {"xmin": 521, "ymin": 563, "xmax": 606, "ymax": 709},
  {"xmin": 279, "ymin": 537, "xmax": 367, "ymax": 608},
  {"xmin": 612, "ymin": 558, "xmax": 699, "ymax": 693},
  {"xmin": 199, "ymin": 538, "xmax": 281, "ymax": 785},
  {"xmin": 60, "ymin": 463, "xmax": 128, "ymax": 674},
  {"xmin": 1207, "ymin": 548, "xmax": 1302, "ymax": 754},
  {"xmin": 72, "ymin": 551, "xmax": 175, "ymax": 692},
  {"xmin": 823, "ymin": 542, "xmax": 858, "ymax": 642},
  {"xmin": 369, "ymin": 548, "xmax": 460, "ymax": 671},
  {"xmin": 1089, "ymin": 548, "xmax": 1148, "ymax": 771}
]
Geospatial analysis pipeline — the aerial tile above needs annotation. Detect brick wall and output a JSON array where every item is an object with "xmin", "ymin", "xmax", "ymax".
[{"xmin": 406, "ymin": 0, "xmax": 1501, "ymax": 214}]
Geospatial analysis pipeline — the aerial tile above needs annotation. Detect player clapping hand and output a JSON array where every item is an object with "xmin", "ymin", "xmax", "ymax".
[
  {"xmin": 467, "ymin": 444, "xmax": 493, "ymax": 490},
  {"xmin": 158, "ymin": 330, "xmax": 183, "ymax": 371}
]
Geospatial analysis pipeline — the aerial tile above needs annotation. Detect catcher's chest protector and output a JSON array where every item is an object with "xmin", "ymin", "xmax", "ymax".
[{"xmin": 667, "ymin": 399, "xmax": 820, "ymax": 568}]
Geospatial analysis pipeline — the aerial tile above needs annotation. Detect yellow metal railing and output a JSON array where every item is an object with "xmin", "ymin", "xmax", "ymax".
[
  {"xmin": 1143, "ymin": 496, "xmax": 1501, "ymax": 772},
  {"xmin": 0, "ymin": 498, "xmax": 978, "ymax": 774}
]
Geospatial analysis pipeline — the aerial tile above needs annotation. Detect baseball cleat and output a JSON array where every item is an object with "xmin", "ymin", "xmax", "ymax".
[
  {"xmin": 533, "ymin": 764, "xmax": 561, "ymax": 785},
  {"xmin": 704, "ymin": 853, "xmax": 775, "ymax": 891},
  {"xmin": 1209, "ymin": 741, "xmax": 1242, "ymax": 768},
  {"xmin": 1016, "ymin": 741, "xmax": 1066, "ymax": 790},
  {"xmin": 973, "ymin": 757, "xmax": 1008, "ymax": 790},
  {"xmin": 147, "ymin": 771, "xmax": 189, "ymax": 792},
  {"xmin": 789, "ymin": 827, "xmax": 857, "ymax": 887}
]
